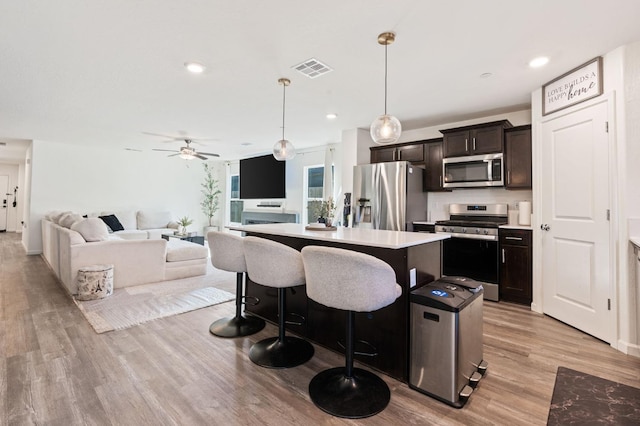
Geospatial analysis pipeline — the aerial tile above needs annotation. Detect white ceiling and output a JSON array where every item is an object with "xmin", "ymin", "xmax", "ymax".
[{"xmin": 1, "ymin": 0, "xmax": 640, "ymax": 162}]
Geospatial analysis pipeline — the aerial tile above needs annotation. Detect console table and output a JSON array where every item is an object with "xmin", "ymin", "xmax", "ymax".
[{"xmin": 228, "ymin": 223, "xmax": 448, "ymax": 381}]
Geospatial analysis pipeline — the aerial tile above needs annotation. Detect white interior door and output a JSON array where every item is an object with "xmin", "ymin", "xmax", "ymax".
[
  {"xmin": 540, "ymin": 100, "xmax": 612, "ymax": 343},
  {"xmin": 0, "ymin": 175, "xmax": 8, "ymax": 231}
]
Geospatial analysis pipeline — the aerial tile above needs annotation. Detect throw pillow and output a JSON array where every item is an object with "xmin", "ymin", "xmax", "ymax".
[
  {"xmin": 99, "ymin": 214, "xmax": 125, "ymax": 232},
  {"xmin": 71, "ymin": 218, "xmax": 109, "ymax": 242},
  {"xmin": 59, "ymin": 213, "xmax": 83, "ymax": 228}
]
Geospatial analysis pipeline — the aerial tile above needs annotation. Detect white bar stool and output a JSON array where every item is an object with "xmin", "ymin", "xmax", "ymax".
[
  {"xmin": 207, "ymin": 231, "xmax": 265, "ymax": 338},
  {"xmin": 243, "ymin": 236, "xmax": 314, "ymax": 369},
  {"xmin": 301, "ymin": 245, "xmax": 402, "ymax": 419}
]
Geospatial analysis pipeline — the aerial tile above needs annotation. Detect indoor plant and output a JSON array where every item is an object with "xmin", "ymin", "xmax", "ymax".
[
  {"xmin": 309, "ymin": 197, "xmax": 337, "ymax": 226},
  {"xmin": 177, "ymin": 216, "xmax": 193, "ymax": 235},
  {"xmin": 200, "ymin": 162, "xmax": 222, "ymax": 233}
]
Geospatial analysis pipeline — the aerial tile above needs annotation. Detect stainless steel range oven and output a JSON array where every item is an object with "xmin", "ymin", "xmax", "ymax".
[{"xmin": 435, "ymin": 203, "xmax": 508, "ymax": 301}]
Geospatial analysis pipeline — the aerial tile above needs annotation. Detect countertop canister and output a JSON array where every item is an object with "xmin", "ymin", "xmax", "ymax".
[{"xmin": 518, "ymin": 201, "xmax": 532, "ymax": 226}]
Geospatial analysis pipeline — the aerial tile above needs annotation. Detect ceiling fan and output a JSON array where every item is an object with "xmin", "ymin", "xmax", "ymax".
[{"xmin": 144, "ymin": 132, "xmax": 220, "ymax": 160}]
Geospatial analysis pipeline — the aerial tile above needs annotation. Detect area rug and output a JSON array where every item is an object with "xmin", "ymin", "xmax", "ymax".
[
  {"xmin": 547, "ymin": 366, "xmax": 640, "ymax": 425},
  {"xmin": 74, "ymin": 270, "xmax": 235, "ymax": 334}
]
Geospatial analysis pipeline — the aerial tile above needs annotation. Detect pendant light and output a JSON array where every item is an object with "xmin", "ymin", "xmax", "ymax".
[
  {"xmin": 273, "ymin": 78, "xmax": 296, "ymax": 161},
  {"xmin": 370, "ymin": 32, "xmax": 402, "ymax": 145}
]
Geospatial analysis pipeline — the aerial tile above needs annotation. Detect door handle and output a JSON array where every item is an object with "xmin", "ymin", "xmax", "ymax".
[
  {"xmin": 473, "ymin": 137, "xmax": 476, "ymax": 151},
  {"xmin": 501, "ymin": 248, "xmax": 505, "ymax": 263},
  {"xmin": 465, "ymin": 138, "xmax": 468, "ymax": 152},
  {"xmin": 540, "ymin": 224, "xmax": 550, "ymax": 231},
  {"xmin": 507, "ymin": 170, "xmax": 511, "ymax": 185},
  {"xmin": 439, "ymin": 175, "xmax": 442, "ymax": 188}
]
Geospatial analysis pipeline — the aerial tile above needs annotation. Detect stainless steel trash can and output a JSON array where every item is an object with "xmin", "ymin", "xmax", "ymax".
[{"xmin": 409, "ymin": 276, "xmax": 487, "ymax": 408}]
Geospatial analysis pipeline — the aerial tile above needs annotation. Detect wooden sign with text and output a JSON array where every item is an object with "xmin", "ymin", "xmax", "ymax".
[{"xmin": 542, "ymin": 57, "xmax": 603, "ymax": 116}]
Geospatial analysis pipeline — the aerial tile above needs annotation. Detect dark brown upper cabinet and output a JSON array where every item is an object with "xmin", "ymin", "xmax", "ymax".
[
  {"xmin": 441, "ymin": 120, "xmax": 512, "ymax": 158},
  {"xmin": 504, "ymin": 125, "xmax": 532, "ymax": 190},
  {"xmin": 370, "ymin": 142, "xmax": 425, "ymax": 164},
  {"xmin": 423, "ymin": 139, "xmax": 449, "ymax": 192}
]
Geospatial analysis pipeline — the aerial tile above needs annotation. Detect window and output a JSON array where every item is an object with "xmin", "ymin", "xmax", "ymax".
[
  {"xmin": 303, "ymin": 165, "xmax": 333, "ymax": 225},
  {"xmin": 229, "ymin": 174, "xmax": 243, "ymax": 224}
]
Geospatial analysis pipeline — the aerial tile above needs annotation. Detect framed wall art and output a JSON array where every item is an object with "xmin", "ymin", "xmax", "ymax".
[{"xmin": 542, "ymin": 56, "xmax": 603, "ymax": 116}]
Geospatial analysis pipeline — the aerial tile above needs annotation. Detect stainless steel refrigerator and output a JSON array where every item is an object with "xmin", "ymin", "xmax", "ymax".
[{"xmin": 352, "ymin": 161, "xmax": 428, "ymax": 231}]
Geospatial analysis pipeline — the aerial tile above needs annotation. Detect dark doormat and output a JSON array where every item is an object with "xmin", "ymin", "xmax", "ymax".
[{"xmin": 547, "ymin": 366, "xmax": 640, "ymax": 425}]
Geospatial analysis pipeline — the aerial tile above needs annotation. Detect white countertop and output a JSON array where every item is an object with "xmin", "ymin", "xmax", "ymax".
[
  {"xmin": 500, "ymin": 224, "xmax": 533, "ymax": 230},
  {"xmin": 228, "ymin": 223, "xmax": 449, "ymax": 249}
]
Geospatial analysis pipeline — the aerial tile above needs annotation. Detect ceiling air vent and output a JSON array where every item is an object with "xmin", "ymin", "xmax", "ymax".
[
  {"xmin": 292, "ymin": 58, "xmax": 333, "ymax": 79},
  {"xmin": 0, "ymin": 142, "xmax": 6, "ymax": 146}
]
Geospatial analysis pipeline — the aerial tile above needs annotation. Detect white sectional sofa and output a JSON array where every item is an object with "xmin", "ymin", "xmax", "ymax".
[{"xmin": 41, "ymin": 210, "xmax": 208, "ymax": 296}]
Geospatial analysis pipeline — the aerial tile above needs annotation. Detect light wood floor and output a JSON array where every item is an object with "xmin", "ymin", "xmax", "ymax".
[{"xmin": 2, "ymin": 232, "xmax": 639, "ymax": 425}]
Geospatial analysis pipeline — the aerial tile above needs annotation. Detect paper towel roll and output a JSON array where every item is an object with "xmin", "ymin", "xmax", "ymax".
[{"xmin": 518, "ymin": 201, "xmax": 532, "ymax": 226}]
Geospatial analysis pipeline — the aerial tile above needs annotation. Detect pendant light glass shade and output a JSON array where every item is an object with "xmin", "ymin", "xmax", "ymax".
[
  {"xmin": 370, "ymin": 114, "xmax": 402, "ymax": 145},
  {"xmin": 273, "ymin": 139, "xmax": 296, "ymax": 161},
  {"xmin": 371, "ymin": 32, "xmax": 402, "ymax": 145},
  {"xmin": 273, "ymin": 78, "xmax": 296, "ymax": 161}
]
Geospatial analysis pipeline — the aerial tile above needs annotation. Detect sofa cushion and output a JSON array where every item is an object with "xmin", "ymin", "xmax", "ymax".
[
  {"xmin": 60, "ymin": 213, "xmax": 83, "ymax": 228},
  {"xmin": 137, "ymin": 210, "xmax": 173, "ymax": 230},
  {"xmin": 113, "ymin": 230, "xmax": 148, "ymax": 240},
  {"xmin": 99, "ymin": 214, "xmax": 125, "ymax": 232},
  {"xmin": 71, "ymin": 218, "xmax": 109, "ymax": 242},
  {"xmin": 166, "ymin": 239, "xmax": 208, "ymax": 262}
]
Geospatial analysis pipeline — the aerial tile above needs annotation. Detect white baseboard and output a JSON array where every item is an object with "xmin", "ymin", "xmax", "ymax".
[{"xmin": 617, "ymin": 340, "xmax": 640, "ymax": 358}]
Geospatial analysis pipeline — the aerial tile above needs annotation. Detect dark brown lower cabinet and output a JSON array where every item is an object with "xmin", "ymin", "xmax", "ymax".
[{"xmin": 499, "ymin": 228, "xmax": 532, "ymax": 305}]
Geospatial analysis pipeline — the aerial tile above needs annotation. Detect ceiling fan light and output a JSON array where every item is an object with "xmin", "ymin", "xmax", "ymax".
[
  {"xmin": 273, "ymin": 139, "xmax": 295, "ymax": 161},
  {"xmin": 370, "ymin": 114, "xmax": 402, "ymax": 144},
  {"xmin": 179, "ymin": 152, "xmax": 196, "ymax": 160}
]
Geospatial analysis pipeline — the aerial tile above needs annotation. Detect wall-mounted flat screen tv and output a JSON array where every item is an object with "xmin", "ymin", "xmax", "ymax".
[{"xmin": 239, "ymin": 154, "xmax": 286, "ymax": 199}]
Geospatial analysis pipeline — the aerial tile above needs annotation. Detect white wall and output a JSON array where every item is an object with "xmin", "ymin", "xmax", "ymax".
[{"xmin": 25, "ymin": 140, "xmax": 219, "ymax": 254}]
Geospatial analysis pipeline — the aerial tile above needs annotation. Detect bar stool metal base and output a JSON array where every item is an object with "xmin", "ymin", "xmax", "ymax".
[
  {"xmin": 308, "ymin": 367, "xmax": 390, "ymax": 419},
  {"xmin": 249, "ymin": 336, "xmax": 314, "ymax": 369},
  {"xmin": 209, "ymin": 315, "xmax": 265, "ymax": 338}
]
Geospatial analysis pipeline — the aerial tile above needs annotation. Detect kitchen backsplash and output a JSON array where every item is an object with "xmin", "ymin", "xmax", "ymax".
[{"xmin": 427, "ymin": 188, "xmax": 533, "ymax": 222}]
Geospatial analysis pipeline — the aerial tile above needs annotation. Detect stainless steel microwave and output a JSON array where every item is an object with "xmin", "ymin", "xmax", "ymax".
[{"xmin": 442, "ymin": 153, "xmax": 504, "ymax": 188}]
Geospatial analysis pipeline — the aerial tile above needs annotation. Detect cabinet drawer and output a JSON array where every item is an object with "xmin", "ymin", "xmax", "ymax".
[{"xmin": 499, "ymin": 229, "xmax": 531, "ymax": 246}]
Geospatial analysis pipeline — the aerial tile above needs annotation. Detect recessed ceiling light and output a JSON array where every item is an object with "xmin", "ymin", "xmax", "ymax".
[
  {"xmin": 241, "ymin": 142, "xmax": 252, "ymax": 146},
  {"xmin": 480, "ymin": 72, "xmax": 493, "ymax": 79},
  {"xmin": 326, "ymin": 113, "xmax": 338, "ymax": 120},
  {"xmin": 185, "ymin": 62, "xmax": 206, "ymax": 73},
  {"xmin": 529, "ymin": 57, "xmax": 549, "ymax": 68}
]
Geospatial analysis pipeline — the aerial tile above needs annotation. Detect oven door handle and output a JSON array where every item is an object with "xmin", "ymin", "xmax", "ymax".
[{"xmin": 438, "ymin": 232, "xmax": 498, "ymax": 241}]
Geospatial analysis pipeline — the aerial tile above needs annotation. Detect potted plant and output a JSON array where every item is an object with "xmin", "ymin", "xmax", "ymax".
[
  {"xmin": 308, "ymin": 197, "xmax": 337, "ymax": 227},
  {"xmin": 177, "ymin": 216, "xmax": 193, "ymax": 235},
  {"xmin": 323, "ymin": 196, "xmax": 337, "ymax": 227},
  {"xmin": 200, "ymin": 162, "xmax": 222, "ymax": 235}
]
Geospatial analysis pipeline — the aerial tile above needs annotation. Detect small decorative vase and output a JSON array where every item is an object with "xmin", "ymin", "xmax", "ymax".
[
  {"xmin": 325, "ymin": 218, "xmax": 333, "ymax": 228},
  {"xmin": 317, "ymin": 217, "xmax": 326, "ymax": 224}
]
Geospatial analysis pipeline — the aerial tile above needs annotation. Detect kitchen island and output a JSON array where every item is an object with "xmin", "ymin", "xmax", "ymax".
[{"xmin": 228, "ymin": 223, "xmax": 448, "ymax": 381}]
